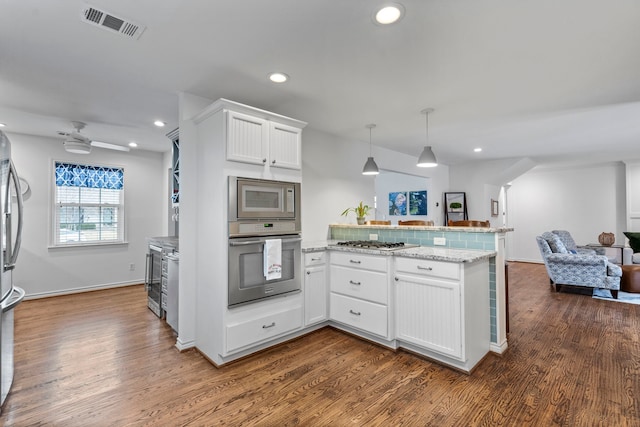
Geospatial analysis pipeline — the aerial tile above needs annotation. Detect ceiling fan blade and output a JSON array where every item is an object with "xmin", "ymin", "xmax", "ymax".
[
  {"xmin": 91, "ymin": 140, "xmax": 130, "ymax": 152},
  {"xmin": 69, "ymin": 132, "xmax": 90, "ymax": 143}
]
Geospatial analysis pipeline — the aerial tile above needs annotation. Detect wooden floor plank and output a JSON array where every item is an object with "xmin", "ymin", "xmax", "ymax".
[{"xmin": 2, "ymin": 262, "xmax": 640, "ymax": 426}]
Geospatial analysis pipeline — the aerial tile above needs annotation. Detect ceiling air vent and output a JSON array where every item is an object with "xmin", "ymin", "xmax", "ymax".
[{"xmin": 81, "ymin": 5, "xmax": 146, "ymax": 40}]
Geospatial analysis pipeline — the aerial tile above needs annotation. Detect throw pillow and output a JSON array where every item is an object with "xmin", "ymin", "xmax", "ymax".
[
  {"xmin": 545, "ymin": 233, "xmax": 568, "ymax": 254},
  {"xmin": 623, "ymin": 232, "xmax": 640, "ymax": 253}
]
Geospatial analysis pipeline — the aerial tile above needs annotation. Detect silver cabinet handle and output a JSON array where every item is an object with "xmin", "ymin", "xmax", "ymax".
[
  {"xmin": 349, "ymin": 310, "xmax": 361, "ymax": 316},
  {"xmin": 311, "ymin": 257, "xmax": 322, "ymax": 261},
  {"xmin": 349, "ymin": 280, "xmax": 361, "ymax": 286},
  {"xmin": 417, "ymin": 266, "xmax": 433, "ymax": 271},
  {"xmin": 349, "ymin": 260, "xmax": 361, "ymax": 264},
  {"xmin": 262, "ymin": 322, "xmax": 276, "ymax": 329}
]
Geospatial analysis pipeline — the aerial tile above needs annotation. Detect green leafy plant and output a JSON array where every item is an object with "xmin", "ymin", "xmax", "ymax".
[
  {"xmin": 341, "ymin": 201, "xmax": 371, "ymax": 218},
  {"xmin": 449, "ymin": 202, "xmax": 462, "ymax": 209}
]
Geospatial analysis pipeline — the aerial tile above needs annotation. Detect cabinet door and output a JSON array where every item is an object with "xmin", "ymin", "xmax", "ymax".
[
  {"xmin": 269, "ymin": 122, "xmax": 302, "ymax": 170},
  {"xmin": 226, "ymin": 111, "xmax": 268, "ymax": 165},
  {"xmin": 304, "ymin": 265, "xmax": 327, "ymax": 326},
  {"xmin": 395, "ymin": 274, "xmax": 463, "ymax": 359}
]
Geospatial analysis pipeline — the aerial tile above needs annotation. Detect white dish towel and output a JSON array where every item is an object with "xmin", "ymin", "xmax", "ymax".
[{"xmin": 264, "ymin": 239, "xmax": 282, "ymax": 280}]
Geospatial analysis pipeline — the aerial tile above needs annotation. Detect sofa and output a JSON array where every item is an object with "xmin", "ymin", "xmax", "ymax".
[
  {"xmin": 536, "ymin": 231, "xmax": 621, "ymax": 298},
  {"xmin": 622, "ymin": 232, "xmax": 640, "ymax": 265}
]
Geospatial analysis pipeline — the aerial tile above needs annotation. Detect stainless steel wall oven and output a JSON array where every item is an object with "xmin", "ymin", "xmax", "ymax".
[
  {"xmin": 228, "ymin": 234, "xmax": 301, "ymax": 307},
  {"xmin": 228, "ymin": 176, "xmax": 302, "ymax": 307}
]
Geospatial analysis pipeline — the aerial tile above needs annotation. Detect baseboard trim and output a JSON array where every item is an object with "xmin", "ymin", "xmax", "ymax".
[{"xmin": 23, "ymin": 281, "xmax": 144, "ymax": 300}]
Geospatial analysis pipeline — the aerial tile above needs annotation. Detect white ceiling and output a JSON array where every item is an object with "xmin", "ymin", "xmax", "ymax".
[{"xmin": 1, "ymin": 1, "xmax": 640, "ymax": 165}]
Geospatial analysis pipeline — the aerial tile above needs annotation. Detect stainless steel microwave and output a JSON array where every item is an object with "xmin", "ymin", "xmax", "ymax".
[{"xmin": 228, "ymin": 176, "xmax": 301, "ymax": 236}]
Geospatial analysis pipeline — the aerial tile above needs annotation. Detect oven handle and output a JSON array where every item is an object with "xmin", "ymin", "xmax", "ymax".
[{"xmin": 229, "ymin": 237, "xmax": 302, "ymax": 246}]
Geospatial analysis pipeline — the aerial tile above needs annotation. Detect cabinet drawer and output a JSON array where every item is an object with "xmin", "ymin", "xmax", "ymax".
[
  {"xmin": 226, "ymin": 306, "xmax": 302, "ymax": 353},
  {"xmin": 330, "ymin": 251, "xmax": 387, "ymax": 272},
  {"xmin": 395, "ymin": 257, "xmax": 460, "ymax": 280},
  {"xmin": 330, "ymin": 265, "xmax": 388, "ymax": 304},
  {"xmin": 330, "ymin": 293, "xmax": 388, "ymax": 338},
  {"xmin": 304, "ymin": 251, "xmax": 326, "ymax": 266}
]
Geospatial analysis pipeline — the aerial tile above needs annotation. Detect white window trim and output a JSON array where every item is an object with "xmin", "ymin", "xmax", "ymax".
[{"xmin": 50, "ymin": 159, "xmax": 128, "ymax": 248}]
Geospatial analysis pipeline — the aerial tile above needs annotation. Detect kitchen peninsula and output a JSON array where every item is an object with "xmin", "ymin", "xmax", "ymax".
[
  {"xmin": 327, "ymin": 223, "xmax": 512, "ymax": 356},
  {"xmin": 303, "ymin": 238, "xmax": 497, "ymax": 372}
]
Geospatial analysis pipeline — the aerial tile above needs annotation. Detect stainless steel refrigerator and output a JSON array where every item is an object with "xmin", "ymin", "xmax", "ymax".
[{"xmin": 0, "ymin": 131, "xmax": 25, "ymax": 411}]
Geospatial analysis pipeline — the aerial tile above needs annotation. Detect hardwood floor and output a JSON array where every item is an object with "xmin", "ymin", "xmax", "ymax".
[{"xmin": 2, "ymin": 262, "xmax": 639, "ymax": 426}]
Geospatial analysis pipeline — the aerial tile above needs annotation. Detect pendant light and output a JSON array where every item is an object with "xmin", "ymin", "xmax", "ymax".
[
  {"xmin": 417, "ymin": 108, "xmax": 438, "ymax": 167},
  {"xmin": 362, "ymin": 124, "xmax": 380, "ymax": 175}
]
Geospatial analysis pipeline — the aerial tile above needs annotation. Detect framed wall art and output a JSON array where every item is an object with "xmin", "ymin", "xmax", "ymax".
[{"xmin": 444, "ymin": 192, "xmax": 468, "ymax": 225}]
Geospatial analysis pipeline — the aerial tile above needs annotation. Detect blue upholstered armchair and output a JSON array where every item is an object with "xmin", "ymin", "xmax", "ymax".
[
  {"xmin": 536, "ymin": 231, "xmax": 621, "ymax": 298},
  {"xmin": 551, "ymin": 230, "xmax": 599, "ymax": 255}
]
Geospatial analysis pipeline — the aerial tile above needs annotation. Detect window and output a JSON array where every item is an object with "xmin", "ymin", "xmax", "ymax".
[{"xmin": 53, "ymin": 161, "xmax": 125, "ymax": 246}]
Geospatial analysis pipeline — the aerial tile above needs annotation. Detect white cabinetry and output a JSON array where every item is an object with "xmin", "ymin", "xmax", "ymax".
[
  {"xmin": 226, "ymin": 305, "xmax": 303, "ymax": 354},
  {"xmin": 394, "ymin": 257, "xmax": 489, "ymax": 373},
  {"xmin": 226, "ymin": 110, "xmax": 302, "ymax": 170},
  {"xmin": 191, "ymin": 98, "xmax": 306, "ymax": 366},
  {"xmin": 304, "ymin": 251, "xmax": 328, "ymax": 326},
  {"xmin": 329, "ymin": 252, "xmax": 391, "ymax": 339}
]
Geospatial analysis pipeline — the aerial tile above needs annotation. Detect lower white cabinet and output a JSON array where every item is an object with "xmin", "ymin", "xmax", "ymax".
[
  {"xmin": 329, "ymin": 252, "xmax": 391, "ymax": 339},
  {"xmin": 330, "ymin": 293, "xmax": 388, "ymax": 337},
  {"xmin": 226, "ymin": 305, "xmax": 303, "ymax": 354},
  {"xmin": 304, "ymin": 251, "xmax": 328, "ymax": 326},
  {"xmin": 395, "ymin": 272, "xmax": 463, "ymax": 359},
  {"xmin": 394, "ymin": 257, "xmax": 489, "ymax": 371}
]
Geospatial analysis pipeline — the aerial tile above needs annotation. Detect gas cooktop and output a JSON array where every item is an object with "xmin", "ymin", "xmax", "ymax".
[{"xmin": 331, "ymin": 240, "xmax": 419, "ymax": 251}]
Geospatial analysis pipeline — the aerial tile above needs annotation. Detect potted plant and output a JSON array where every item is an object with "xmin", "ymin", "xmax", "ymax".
[{"xmin": 341, "ymin": 201, "xmax": 371, "ymax": 225}]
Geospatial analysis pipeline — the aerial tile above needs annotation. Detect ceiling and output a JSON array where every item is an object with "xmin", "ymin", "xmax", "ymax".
[{"xmin": 1, "ymin": 1, "xmax": 640, "ymax": 165}]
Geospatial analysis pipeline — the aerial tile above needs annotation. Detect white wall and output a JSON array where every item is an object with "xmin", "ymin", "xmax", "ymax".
[
  {"xmin": 506, "ymin": 161, "xmax": 626, "ymax": 262},
  {"xmin": 449, "ymin": 157, "xmax": 536, "ymax": 226},
  {"xmin": 375, "ymin": 170, "xmax": 431, "ymax": 224},
  {"xmin": 8, "ymin": 132, "xmax": 166, "ymax": 297},
  {"xmin": 300, "ymin": 128, "xmax": 449, "ymax": 241}
]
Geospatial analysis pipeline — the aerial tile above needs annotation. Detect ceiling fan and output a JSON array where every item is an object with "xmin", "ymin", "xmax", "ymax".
[{"xmin": 57, "ymin": 121, "xmax": 130, "ymax": 154}]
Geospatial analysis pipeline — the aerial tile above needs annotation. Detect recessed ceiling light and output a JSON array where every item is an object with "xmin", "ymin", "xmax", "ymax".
[
  {"xmin": 154, "ymin": 120, "xmax": 166, "ymax": 127},
  {"xmin": 374, "ymin": 3, "xmax": 405, "ymax": 25},
  {"xmin": 474, "ymin": 148, "xmax": 482, "ymax": 152},
  {"xmin": 0, "ymin": 123, "xmax": 6, "ymax": 127},
  {"xmin": 268, "ymin": 72, "xmax": 289, "ymax": 83},
  {"xmin": 128, "ymin": 142, "xmax": 138, "ymax": 148}
]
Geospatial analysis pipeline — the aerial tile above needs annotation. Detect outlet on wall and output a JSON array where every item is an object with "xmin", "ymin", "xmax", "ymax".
[
  {"xmin": 433, "ymin": 237, "xmax": 446, "ymax": 246},
  {"xmin": 369, "ymin": 234, "xmax": 378, "ymax": 241},
  {"xmin": 129, "ymin": 263, "xmax": 135, "ymax": 271}
]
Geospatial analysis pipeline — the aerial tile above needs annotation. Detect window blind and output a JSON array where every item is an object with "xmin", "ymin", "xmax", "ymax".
[{"xmin": 53, "ymin": 162, "xmax": 125, "ymax": 246}]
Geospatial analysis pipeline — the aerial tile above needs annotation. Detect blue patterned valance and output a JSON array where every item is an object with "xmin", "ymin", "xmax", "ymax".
[{"xmin": 55, "ymin": 162, "xmax": 124, "ymax": 190}]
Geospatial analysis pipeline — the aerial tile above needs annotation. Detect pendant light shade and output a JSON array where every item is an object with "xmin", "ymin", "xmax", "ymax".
[
  {"xmin": 362, "ymin": 124, "xmax": 379, "ymax": 175},
  {"xmin": 417, "ymin": 146, "xmax": 437, "ymax": 167},
  {"xmin": 417, "ymin": 108, "xmax": 438, "ymax": 167}
]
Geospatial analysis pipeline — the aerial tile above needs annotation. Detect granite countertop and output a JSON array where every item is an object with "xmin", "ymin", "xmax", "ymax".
[
  {"xmin": 392, "ymin": 246, "xmax": 495, "ymax": 263},
  {"xmin": 329, "ymin": 223, "xmax": 514, "ymax": 233},
  {"xmin": 147, "ymin": 236, "xmax": 179, "ymax": 251},
  {"xmin": 302, "ymin": 240, "xmax": 495, "ymax": 263}
]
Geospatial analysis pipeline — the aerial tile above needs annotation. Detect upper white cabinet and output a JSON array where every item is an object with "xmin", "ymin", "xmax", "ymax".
[
  {"xmin": 269, "ymin": 122, "xmax": 302, "ymax": 170},
  {"xmin": 226, "ymin": 111, "xmax": 268, "ymax": 166},
  {"xmin": 226, "ymin": 109, "xmax": 303, "ymax": 170}
]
